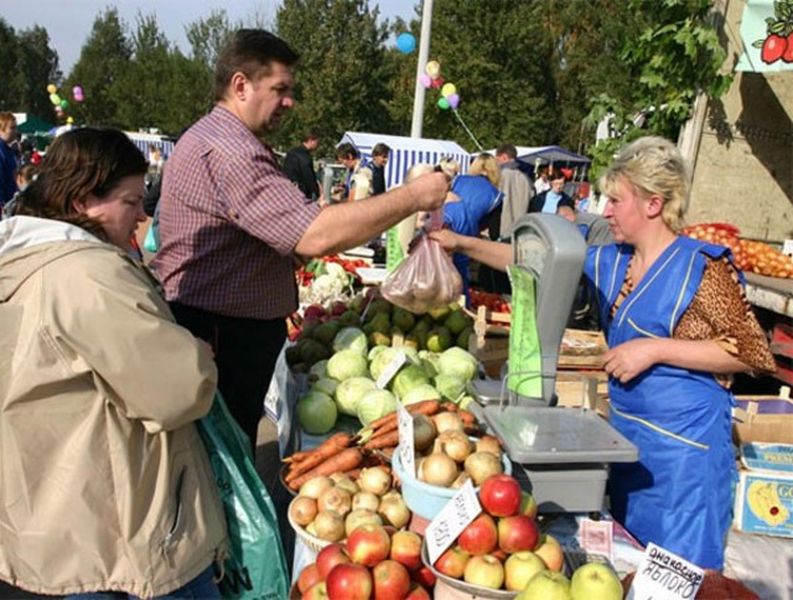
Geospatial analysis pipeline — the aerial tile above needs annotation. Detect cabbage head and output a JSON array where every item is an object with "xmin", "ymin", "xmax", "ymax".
[
  {"xmin": 356, "ymin": 389, "xmax": 398, "ymax": 426},
  {"xmin": 327, "ymin": 349, "xmax": 369, "ymax": 381},
  {"xmin": 335, "ymin": 376, "xmax": 376, "ymax": 416},
  {"xmin": 437, "ymin": 347, "xmax": 478, "ymax": 382},
  {"xmin": 392, "ymin": 364, "xmax": 431, "ymax": 399},
  {"xmin": 434, "ymin": 373, "xmax": 466, "ymax": 403},
  {"xmin": 333, "ymin": 327, "xmax": 368, "ymax": 355},
  {"xmin": 401, "ymin": 383, "xmax": 442, "ymax": 406},
  {"xmin": 311, "ymin": 377, "xmax": 339, "ymax": 398},
  {"xmin": 309, "ymin": 359, "xmax": 328, "ymax": 380},
  {"xmin": 368, "ymin": 345, "xmax": 388, "ymax": 363},
  {"xmin": 369, "ymin": 347, "xmax": 401, "ymax": 381}
]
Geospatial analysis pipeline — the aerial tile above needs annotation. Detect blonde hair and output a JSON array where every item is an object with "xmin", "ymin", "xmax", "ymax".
[
  {"xmin": 599, "ymin": 136, "xmax": 689, "ymax": 232},
  {"xmin": 469, "ymin": 153, "xmax": 500, "ymax": 187},
  {"xmin": 405, "ymin": 163, "xmax": 435, "ymax": 183}
]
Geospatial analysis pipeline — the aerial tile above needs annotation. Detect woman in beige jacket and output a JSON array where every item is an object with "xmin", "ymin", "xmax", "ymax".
[{"xmin": 0, "ymin": 128, "xmax": 227, "ymax": 598}]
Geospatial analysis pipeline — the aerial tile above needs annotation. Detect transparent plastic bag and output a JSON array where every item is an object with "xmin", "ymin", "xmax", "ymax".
[{"xmin": 381, "ymin": 234, "xmax": 463, "ymax": 314}]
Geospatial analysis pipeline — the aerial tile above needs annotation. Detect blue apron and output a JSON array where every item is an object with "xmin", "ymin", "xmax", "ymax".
[{"xmin": 585, "ymin": 236, "xmax": 737, "ymax": 569}]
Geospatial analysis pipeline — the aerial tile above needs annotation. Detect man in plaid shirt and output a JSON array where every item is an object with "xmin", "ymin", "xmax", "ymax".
[{"xmin": 152, "ymin": 30, "xmax": 448, "ymax": 449}]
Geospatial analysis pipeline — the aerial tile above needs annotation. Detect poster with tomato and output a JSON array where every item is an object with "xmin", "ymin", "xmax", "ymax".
[{"xmin": 737, "ymin": 0, "xmax": 793, "ymax": 71}]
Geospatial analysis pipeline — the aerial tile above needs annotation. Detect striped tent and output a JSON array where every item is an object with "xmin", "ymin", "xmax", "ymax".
[
  {"xmin": 337, "ymin": 132, "xmax": 471, "ymax": 190},
  {"xmin": 124, "ymin": 131, "xmax": 176, "ymax": 158}
]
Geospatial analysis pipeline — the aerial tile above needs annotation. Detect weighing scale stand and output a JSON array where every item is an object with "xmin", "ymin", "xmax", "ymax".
[{"xmin": 469, "ymin": 214, "xmax": 639, "ymax": 513}]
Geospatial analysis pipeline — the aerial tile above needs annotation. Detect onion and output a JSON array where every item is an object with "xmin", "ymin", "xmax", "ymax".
[
  {"xmin": 289, "ymin": 496, "xmax": 318, "ymax": 526},
  {"xmin": 450, "ymin": 471, "xmax": 470, "ymax": 489},
  {"xmin": 358, "ymin": 467, "xmax": 391, "ymax": 496},
  {"xmin": 464, "ymin": 451, "xmax": 503, "ymax": 486},
  {"xmin": 421, "ymin": 453, "xmax": 459, "ymax": 487},
  {"xmin": 313, "ymin": 510, "xmax": 345, "ymax": 541},
  {"xmin": 378, "ymin": 496, "xmax": 411, "ymax": 529},
  {"xmin": 433, "ymin": 412, "xmax": 464, "ymax": 434},
  {"xmin": 439, "ymin": 430, "xmax": 473, "ymax": 462},
  {"xmin": 345, "ymin": 509, "xmax": 383, "ymax": 536},
  {"xmin": 330, "ymin": 474, "xmax": 359, "ymax": 496},
  {"xmin": 413, "ymin": 414, "xmax": 437, "ymax": 452},
  {"xmin": 476, "ymin": 435, "xmax": 502, "ymax": 459},
  {"xmin": 318, "ymin": 487, "xmax": 352, "ymax": 517},
  {"xmin": 299, "ymin": 476, "xmax": 334, "ymax": 499},
  {"xmin": 352, "ymin": 491, "xmax": 380, "ymax": 512}
]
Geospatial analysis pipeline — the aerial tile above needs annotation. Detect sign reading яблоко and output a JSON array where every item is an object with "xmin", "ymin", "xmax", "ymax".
[{"xmin": 627, "ymin": 542, "xmax": 704, "ymax": 600}]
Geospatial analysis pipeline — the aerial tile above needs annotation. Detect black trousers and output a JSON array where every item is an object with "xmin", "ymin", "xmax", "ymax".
[{"xmin": 169, "ymin": 302, "xmax": 287, "ymax": 452}]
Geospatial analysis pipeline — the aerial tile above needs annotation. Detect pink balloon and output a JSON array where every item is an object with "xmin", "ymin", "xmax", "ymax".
[
  {"xmin": 448, "ymin": 93, "xmax": 460, "ymax": 109},
  {"xmin": 419, "ymin": 73, "xmax": 432, "ymax": 88}
]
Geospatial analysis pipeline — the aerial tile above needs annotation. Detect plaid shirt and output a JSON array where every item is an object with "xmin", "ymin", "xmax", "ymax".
[{"xmin": 152, "ymin": 106, "xmax": 321, "ymax": 319}]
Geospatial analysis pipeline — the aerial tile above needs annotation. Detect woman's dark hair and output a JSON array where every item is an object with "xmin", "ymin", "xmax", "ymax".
[
  {"xmin": 15, "ymin": 128, "xmax": 148, "ymax": 238},
  {"xmin": 214, "ymin": 29, "xmax": 299, "ymax": 102}
]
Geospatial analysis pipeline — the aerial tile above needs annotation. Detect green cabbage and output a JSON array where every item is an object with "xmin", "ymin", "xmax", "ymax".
[
  {"xmin": 369, "ymin": 347, "xmax": 401, "ymax": 381},
  {"xmin": 311, "ymin": 377, "xmax": 339, "ymax": 398},
  {"xmin": 437, "ymin": 347, "xmax": 478, "ymax": 382},
  {"xmin": 333, "ymin": 327, "xmax": 368, "ymax": 356},
  {"xmin": 356, "ymin": 389, "xmax": 398, "ymax": 426},
  {"xmin": 434, "ymin": 373, "xmax": 466, "ymax": 403},
  {"xmin": 335, "ymin": 377, "xmax": 377, "ymax": 416},
  {"xmin": 309, "ymin": 359, "xmax": 328, "ymax": 380},
  {"xmin": 327, "ymin": 349, "xmax": 369, "ymax": 381},
  {"xmin": 368, "ymin": 345, "xmax": 388, "ymax": 363},
  {"xmin": 392, "ymin": 364, "xmax": 431, "ymax": 400},
  {"xmin": 296, "ymin": 391, "xmax": 337, "ymax": 434},
  {"xmin": 400, "ymin": 383, "xmax": 442, "ymax": 406}
]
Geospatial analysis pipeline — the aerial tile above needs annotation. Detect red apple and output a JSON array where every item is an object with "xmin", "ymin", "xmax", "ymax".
[
  {"xmin": 463, "ymin": 554, "xmax": 505, "ymax": 589},
  {"xmin": 498, "ymin": 515, "xmax": 539, "ymax": 553},
  {"xmin": 433, "ymin": 545, "xmax": 470, "ymax": 579},
  {"xmin": 479, "ymin": 474, "xmax": 522, "ymax": 517},
  {"xmin": 519, "ymin": 491, "xmax": 539, "ymax": 520},
  {"xmin": 298, "ymin": 563, "xmax": 322, "ymax": 594},
  {"xmin": 457, "ymin": 514, "xmax": 498, "ymax": 556},
  {"xmin": 347, "ymin": 524, "xmax": 391, "ymax": 567},
  {"xmin": 404, "ymin": 583, "xmax": 431, "ymax": 599},
  {"xmin": 534, "ymin": 534, "xmax": 564, "ymax": 572},
  {"xmin": 326, "ymin": 563, "xmax": 373, "ymax": 600},
  {"xmin": 491, "ymin": 548, "xmax": 509, "ymax": 562},
  {"xmin": 372, "ymin": 559, "xmax": 411, "ymax": 600},
  {"xmin": 389, "ymin": 530, "xmax": 422, "ymax": 570},
  {"xmin": 411, "ymin": 565, "xmax": 436, "ymax": 589},
  {"xmin": 316, "ymin": 543, "xmax": 351, "ymax": 580},
  {"xmin": 504, "ymin": 551, "xmax": 546, "ymax": 592},
  {"xmin": 302, "ymin": 580, "xmax": 329, "ymax": 600}
]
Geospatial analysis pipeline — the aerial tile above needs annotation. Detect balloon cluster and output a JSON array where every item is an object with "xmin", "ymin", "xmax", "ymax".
[
  {"xmin": 418, "ymin": 60, "xmax": 460, "ymax": 110},
  {"xmin": 46, "ymin": 83, "xmax": 84, "ymax": 124}
]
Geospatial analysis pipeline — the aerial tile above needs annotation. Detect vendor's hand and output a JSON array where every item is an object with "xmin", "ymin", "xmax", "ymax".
[
  {"xmin": 428, "ymin": 228, "xmax": 462, "ymax": 253},
  {"xmin": 602, "ymin": 338, "xmax": 662, "ymax": 383},
  {"xmin": 408, "ymin": 171, "xmax": 451, "ymax": 211}
]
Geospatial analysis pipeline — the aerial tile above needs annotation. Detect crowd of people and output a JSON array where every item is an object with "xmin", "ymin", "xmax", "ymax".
[{"xmin": 0, "ymin": 25, "xmax": 776, "ymax": 599}]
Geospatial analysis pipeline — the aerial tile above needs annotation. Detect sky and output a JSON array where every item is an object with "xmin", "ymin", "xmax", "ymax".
[{"xmin": 1, "ymin": 0, "xmax": 419, "ymax": 75}]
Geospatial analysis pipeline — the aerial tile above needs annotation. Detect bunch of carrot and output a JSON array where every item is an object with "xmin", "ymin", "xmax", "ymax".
[{"xmin": 283, "ymin": 432, "xmax": 364, "ymax": 491}]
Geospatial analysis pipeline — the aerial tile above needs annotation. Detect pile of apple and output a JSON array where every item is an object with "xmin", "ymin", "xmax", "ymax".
[
  {"xmin": 432, "ymin": 474, "xmax": 623, "ymax": 599},
  {"xmin": 289, "ymin": 468, "xmax": 411, "ymax": 543},
  {"xmin": 296, "ymin": 525, "xmax": 435, "ymax": 599}
]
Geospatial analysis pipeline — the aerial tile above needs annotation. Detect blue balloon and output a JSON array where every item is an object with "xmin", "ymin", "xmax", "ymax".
[{"xmin": 396, "ymin": 32, "xmax": 416, "ymax": 54}]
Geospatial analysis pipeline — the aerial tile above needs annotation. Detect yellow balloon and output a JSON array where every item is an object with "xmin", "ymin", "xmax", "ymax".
[
  {"xmin": 46, "ymin": 84, "xmax": 57, "ymax": 94},
  {"xmin": 425, "ymin": 60, "xmax": 441, "ymax": 78},
  {"xmin": 66, "ymin": 116, "xmax": 74, "ymax": 124},
  {"xmin": 441, "ymin": 83, "xmax": 457, "ymax": 98}
]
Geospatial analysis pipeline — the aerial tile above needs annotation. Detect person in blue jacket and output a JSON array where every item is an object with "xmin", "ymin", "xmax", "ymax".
[{"xmin": 425, "ymin": 136, "xmax": 774, "ymax": 569}]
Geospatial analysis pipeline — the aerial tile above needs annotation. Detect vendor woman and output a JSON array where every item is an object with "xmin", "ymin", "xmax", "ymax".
[{"xmin": 427, "ymin": 136, "xmax": 775, "ymax": 569}]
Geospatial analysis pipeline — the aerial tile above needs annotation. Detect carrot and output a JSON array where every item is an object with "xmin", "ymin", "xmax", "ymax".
[
  {"xmin": 283, "ymin": 432, "xmax": 350, "ymax": 463},
  {"xmin": 440, "ymin": 401, "xmax": 458, "ymax": 413},
  {"xmin": 458, "ymin": 410, "xmax": 476, "ymax": 425},
  {"xmin": 288, "ymin": 447, "xmax": 364, "ymax": 490},
  {"xmin": 367, "ymin": 400, "xmax": 442, "ymax": 433},
  {"xmin": 364, "ymin": 431, "xmax": 400, "ymax": 450},
  {"xmin": 368, "ymin": 400, "xmax": 442, "ymax": 441},
  {"xmin": 285, "ymin": 433, "xmax": 353, "ymax": 482},
  {"xmin": 343, "ymin": 468, "xmax": 362, "ymax": 480}
]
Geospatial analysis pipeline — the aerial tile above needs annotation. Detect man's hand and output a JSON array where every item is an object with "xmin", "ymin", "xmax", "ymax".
[
  {"xmin": 602, "ymin": 338, "xmax": 662, "ymax": 383},
  {"xmin": 407, "ymin": 172, "xmax": 450, "ymax": 211},
  {"xmin": 428, "ymin": 228, "xmax": 462, "ymax": 253}
]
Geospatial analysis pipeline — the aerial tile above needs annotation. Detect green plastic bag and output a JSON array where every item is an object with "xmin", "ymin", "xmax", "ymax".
[
  {"xmin": 506, "ymin": 265, "xmax": 542, "ymax": 398},
  {"xmin": 197, "ymin": 395, "xmax": 289, "ymax": 600}
]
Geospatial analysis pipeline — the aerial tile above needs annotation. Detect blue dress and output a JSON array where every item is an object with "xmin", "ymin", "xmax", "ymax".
[{"xmin": 584, "ymin": 236, "xmax": 738, "ymax": 569}]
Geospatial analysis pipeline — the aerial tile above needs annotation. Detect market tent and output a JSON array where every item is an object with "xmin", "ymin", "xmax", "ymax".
[
  {"xmin": 16, "ymin": 114, "xmax": 54, "ymax": 135},
  {"xmin": 486, "ymin": 145, "xmax": 590, "ymax": 166},
  {"xmin": 338, "ymin": 132, "xmax": 470, "ymax": 190},
  {"xmin": 124, "ymin": 131, "xmax": 176, "ymax": 158}
]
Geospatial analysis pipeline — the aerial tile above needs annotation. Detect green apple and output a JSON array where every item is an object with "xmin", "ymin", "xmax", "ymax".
[
  {"xmin": 516, "ymin": 570, "xmax": 572, "ymax": 600},
  {"xmin": 570, "ymin": 562, "xmax": 623, "ymax": 600},
  {"xmin": 504, "ymin": 551, "xmax": 546, "ymax": 592},
  {"xmin": 463, "ymin": 554, "xmax": 504, "ymax": 590}
]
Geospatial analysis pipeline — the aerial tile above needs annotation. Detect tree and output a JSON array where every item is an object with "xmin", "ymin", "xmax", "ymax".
[
  {"xmin": 186, "ymin": 9, "xmax": 234, "ymax": 68},
  {"xmin": 0, "ymin": 19, "xmax": 19, "ymax": 111},
  {"xmin": 67, "ymin": 8, "xmax": 132, "ymax": 128},
  {"xmin": 15, "ymin": 26, "xmax": 60, "ymax": 119},
  {"xmin": 275, "ymin": 0, "xmax": 392, "ymax": 154}
]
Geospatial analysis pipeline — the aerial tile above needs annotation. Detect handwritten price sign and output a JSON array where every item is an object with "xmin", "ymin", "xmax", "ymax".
[
  {"xmin": 397, "ymin": 403, "xmax": 415, "ymax": 478},
  {"xmin": 425, "ymin": 479, "xmax": 482, "ymax": 565},
  {"xmin": 627, "ymin": 543, "xmax": 704, "ymax": 600}
]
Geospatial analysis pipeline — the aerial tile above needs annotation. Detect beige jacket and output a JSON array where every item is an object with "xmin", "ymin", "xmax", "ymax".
[{"xmin": 0, "ymin": 217, "xmax": 227, "ymax": 598}]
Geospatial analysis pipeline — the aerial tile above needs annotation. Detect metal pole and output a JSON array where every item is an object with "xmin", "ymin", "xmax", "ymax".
[{"xmin": 410, "ymin": 0, "xmax": 434, "ymax": 138}]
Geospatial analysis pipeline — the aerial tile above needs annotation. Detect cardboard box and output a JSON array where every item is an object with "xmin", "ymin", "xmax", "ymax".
[
  {"xmin": 733, "ymin": 470, "xmax": 793, "ymax": 538},
  {"xmin": 733, "ymin": 395, "xmax": 793, "ymax": 445}
]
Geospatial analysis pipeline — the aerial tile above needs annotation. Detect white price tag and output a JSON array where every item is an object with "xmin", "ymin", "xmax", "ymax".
[
  {"xmin": 397, "ymin": 403, "xmax": 415, "ymax": 478},
  {"xmin": 578, "ymin": 518, "xmax": 613, "ymax": 562},
  {"xmin": 627, "ymin": 543, "xmax": 704, "ymax": 600},
  {"xmin": 425, "ymin": 479, "xmax": 482, "ymax": 565},
  {"xmin": 376, "ymin": 350, "xmax": 406, "ymax": 389}
]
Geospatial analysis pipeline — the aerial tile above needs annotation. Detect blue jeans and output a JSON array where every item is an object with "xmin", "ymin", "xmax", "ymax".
[{"xmin": 65, "ymin": 565, "xmax": 220, "ymax": 600}]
